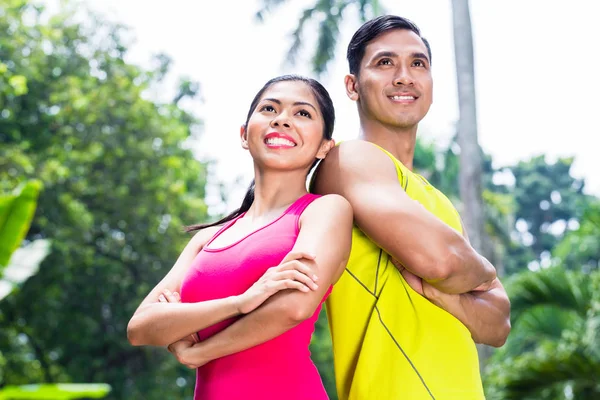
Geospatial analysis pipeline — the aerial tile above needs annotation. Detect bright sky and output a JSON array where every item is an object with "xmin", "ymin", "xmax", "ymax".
[{"xmin": 78, "ymin": 0, "xmax": 600, "ymax": 210}]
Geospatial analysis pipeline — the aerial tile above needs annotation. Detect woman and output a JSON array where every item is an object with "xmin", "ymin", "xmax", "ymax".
[{"xmin": 127, "ymin": 75, "xmax": 353, "ymax": 399}]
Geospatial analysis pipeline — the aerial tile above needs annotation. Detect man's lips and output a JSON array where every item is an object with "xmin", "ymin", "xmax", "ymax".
[
  {"xmin": 264, "ymin": 132, "xmax": 297, "ymax": 147},
  {"xmin": 388, "ymin": 93, "xmax": 419, "ymax": 103}
]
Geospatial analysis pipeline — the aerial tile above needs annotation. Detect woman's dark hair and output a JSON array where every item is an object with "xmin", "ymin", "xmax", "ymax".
[
  {"xmin": 347, "ymin": 15, "xmax": 432, "ymax": 76},
  {"xmin": 185, "ymin": 74, "xmax": 335, "ymax": 233}
]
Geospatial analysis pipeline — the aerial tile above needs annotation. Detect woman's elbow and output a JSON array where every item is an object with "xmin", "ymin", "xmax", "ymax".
[
  {"xmin": 127, "ymin": 316, "xmax": 153, "ymax": 346},
  {"xmin": 280, "ymin": 298, "xmax": 314, "ymax": 324},
  {"xmin": 127, "ymin": 318, "xmax": 142, "ymax": 346}
]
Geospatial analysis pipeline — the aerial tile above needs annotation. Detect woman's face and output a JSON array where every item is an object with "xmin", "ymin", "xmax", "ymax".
[{"xmin": 241, "ymin": 81, "xmax": 333, "ymax": 172}]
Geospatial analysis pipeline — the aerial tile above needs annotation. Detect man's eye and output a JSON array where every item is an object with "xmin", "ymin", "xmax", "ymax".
[
  {"xmin": 378, "ymin": 58, "xmax": 392, "ymax": 65},
  {"xmin": 413, "ymin": 60, "xmax": 425, "ymax": 67}
]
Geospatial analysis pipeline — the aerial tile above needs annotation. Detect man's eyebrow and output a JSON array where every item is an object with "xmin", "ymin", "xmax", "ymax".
[
  {"xmin": 262, "ymin": 98, "xmax": 317, "ymax": 112},
  {"xmin": 369, "ymin": 50, "xmax": 430, "ymax": 64},
  {"xmin": 411, "ymin": 52, "xmax": 430, "ymax": 63},
  {"xmin": 371, "ymin": 51, "xmax": 398, "ymax": 60}
]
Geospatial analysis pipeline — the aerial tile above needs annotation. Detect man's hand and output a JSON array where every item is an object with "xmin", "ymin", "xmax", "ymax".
[{"xmin": 394, "ymin": 260, "xmax": 510, "ymax": 346}]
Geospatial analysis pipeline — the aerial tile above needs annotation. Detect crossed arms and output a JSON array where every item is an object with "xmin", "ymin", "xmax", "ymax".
[
  {"xmin": 312, "ymin": 140, "xmax": 511, "ymax": 347},
  {"xmin": 128, "ymin": 195, "xmax": 353, "ymax": 367}
]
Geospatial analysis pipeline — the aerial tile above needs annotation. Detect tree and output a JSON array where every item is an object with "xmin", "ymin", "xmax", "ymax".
[
  {"xmin": 510, "ymin": 155, "xmax": 588, "ymax": 265},
  {"xmin": 0, "ymin": 1, "xmax": 210, "ymax": 398},
  {"xmin": 484, "ymin": 266, "xmax": 600, "ymax": 399}
]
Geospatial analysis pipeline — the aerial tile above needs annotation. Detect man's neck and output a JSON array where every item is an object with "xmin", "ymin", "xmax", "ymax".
[{"xmin": 358, "ymin": 120, "xmax": 418, "ymax": 171}]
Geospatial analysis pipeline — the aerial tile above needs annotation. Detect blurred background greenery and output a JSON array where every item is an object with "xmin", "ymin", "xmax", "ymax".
[{"xmin": 1, "ymin": 0, "xmax": 598, "ymax": 399}]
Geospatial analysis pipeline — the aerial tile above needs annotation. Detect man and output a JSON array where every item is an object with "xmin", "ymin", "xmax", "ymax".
[{"xmin": 311, "ymin": 15, "xmax": 511, "ymax": 400}]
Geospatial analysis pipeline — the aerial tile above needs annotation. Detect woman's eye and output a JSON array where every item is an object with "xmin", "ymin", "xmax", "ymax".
[
  {"xmin": 298, "ymin": 110, "xmax": 312, "ymax": 118},
  {"xmin": 260, "ymin": 105, "xmax": 275, "ymax": 112}
]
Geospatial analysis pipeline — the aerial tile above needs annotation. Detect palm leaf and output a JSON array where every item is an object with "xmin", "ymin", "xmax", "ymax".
[
  {"xmin": 500, "ymin": 343, "xmax": 600, "ymax": 399},
  {"xmin": 255, "ymin": 0, "xmax": 289, "ymax": 22},
  {"xmin": 507, "ymin": 267, "xmax": 591, "ymax": 322},
  {"xmin": 496, "ymin": 305, "xmax": 583, "ymax": 359}
]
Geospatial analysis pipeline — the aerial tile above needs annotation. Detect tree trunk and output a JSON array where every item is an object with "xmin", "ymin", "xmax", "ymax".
[{"xmin": 450, "ymin": 0, "xmax": 494, "ymax": 371}]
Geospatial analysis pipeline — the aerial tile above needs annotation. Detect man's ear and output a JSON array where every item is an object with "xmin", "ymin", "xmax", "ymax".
[
  {"xmin": 345, "ymin": 74, "xmax": 359, "ymax": 101},
  {"xmin": 316, "ymin": 139, "xmax": 335, "ymax": 160},
  {"xmin": 240, "ymin": 125, "xmax": 249, "ymax": 149}
]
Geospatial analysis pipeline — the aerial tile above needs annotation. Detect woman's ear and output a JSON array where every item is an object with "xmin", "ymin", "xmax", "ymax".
[
  {"xmin": 240, "ymin": 125, "xmax": 249, "ymax": 149},
  {"xmin": 316, "ymin": 139, "xmax": 335, "ymax": 160}
]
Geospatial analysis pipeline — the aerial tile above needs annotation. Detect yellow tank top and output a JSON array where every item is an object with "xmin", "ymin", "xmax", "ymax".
[{"xmin": 325, "ymin": 144, "xmax": 484, "ymax": 400}]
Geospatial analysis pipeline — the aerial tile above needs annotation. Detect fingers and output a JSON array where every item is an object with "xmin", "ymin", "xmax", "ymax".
[
  {"xmin": 399, "ymin": 267, "xmax": 425, "ymax": 296},
  {"xmin": 275, "ymin": 269, "xmax": 318, "ymax": 290},
  {"xmin": 270, "ymin": 279, "xmax": 311, "ymax": 293},
  {"xmin": 280, "ymin": 250, "xmax": 316, "ymax": 264},
  {"xmin": 158, "ymin": 289, "xmax": 181, "ymax": 303},
  {"xmin": 276, "ymin": 260, "xmax": 319, "ymax": 282}
]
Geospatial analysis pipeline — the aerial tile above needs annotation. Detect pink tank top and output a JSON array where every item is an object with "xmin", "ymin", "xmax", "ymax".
[{"xmin": 180, "ymin": 193, "xmax": 331, "ymax": 400}]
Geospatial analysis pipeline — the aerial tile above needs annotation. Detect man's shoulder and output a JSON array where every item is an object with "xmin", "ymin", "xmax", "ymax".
[
  {"xmin": 312, "ymin": 139, "xmax": 401, "ymax": 195},
  {"xmin": 327, "ymin": 139, "xmax": 395, "ymax": 170}
]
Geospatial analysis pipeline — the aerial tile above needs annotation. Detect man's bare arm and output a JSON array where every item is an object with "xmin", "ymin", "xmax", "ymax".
[
  {"xmin": 313, "ymin": 140, "xmax": 495, "ymax": 294},
  {"xmin": 424, "ymin": 275, "xmax": 510, "ymax": 347}
]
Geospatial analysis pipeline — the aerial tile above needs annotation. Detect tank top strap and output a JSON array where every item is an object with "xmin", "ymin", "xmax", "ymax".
[
  {"xmin": 285, "ymin": 193, "xmax": 321, "ymax": 216},
  {"xmin": 284, "ymin": 193, "xmax": 321, "ymax": 234}
]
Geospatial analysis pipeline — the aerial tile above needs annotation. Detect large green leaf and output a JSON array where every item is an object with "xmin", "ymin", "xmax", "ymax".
[
  {"xmin": 0, "ymin": 384, "xmax": 110, "ymax": 399},
  {"xmin": 0, "ymin": 180, "xmax": 42, "ymax": 269},
  {"xmin": 0, "ymin": 239, "xmax": 51, "ymax": 300}
]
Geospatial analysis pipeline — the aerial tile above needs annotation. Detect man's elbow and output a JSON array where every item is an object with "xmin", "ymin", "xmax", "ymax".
[
  {"xmin": 424, "ymin": 250, "xmax": 460, "ymax": 283},
  {"xmin": 432, "ymin": 249, "xmax": 496, "ymax": 288},
  {"xmin": 489, "ymin": 318, "xmax": 511, "ymax": 347},
  {"xmin": 476, "ymin": 317, "xmax": 511, "ymax": 348}
]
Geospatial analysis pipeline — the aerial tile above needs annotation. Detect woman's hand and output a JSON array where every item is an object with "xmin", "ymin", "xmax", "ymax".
[
  {"xmin": 167, "ymin": 340, "xmax": 210, "ymax": 369},
  {"xmin": 234, "ymin": 251, "xmax": 320, "ymax": 314},
  {"xmin": 158, "ymin": 289, "xmax": 199, "ymax": 343}
]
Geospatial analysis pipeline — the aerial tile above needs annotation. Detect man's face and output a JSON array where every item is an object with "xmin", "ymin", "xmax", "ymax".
[{"xmin": 348, "ymin": 29, "xmax": 433, "ymax": 130}]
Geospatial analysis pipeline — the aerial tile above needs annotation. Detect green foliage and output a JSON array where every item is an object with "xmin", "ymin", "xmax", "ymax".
[
  {"xmin": 553, "ymin": 200, "xmax": 600, "ymax": 272},
  {"xmin": 0, "ymin": 0, "xmax": 209, "ymax": 398},
  {"xmin": 511, "ymin": 156, "xmax": 588, "ymax": 258},
  {"xmin": 0, "ymin": 181, "xmax": 42, "ymax": 269},
  {"xmin": 484, "ymin": 267, "xmax": 600, "ymax": 399},
  {"xmin": 310, "ymin": 310, "xmax": 337, "ymax": 399},
  {"xmin": 0, "ymin": 239, "xmax": 51, "ymax": 301},
  {"xmin": 0, "ymin": 383, "xmax": 110, "ymax": 399}
]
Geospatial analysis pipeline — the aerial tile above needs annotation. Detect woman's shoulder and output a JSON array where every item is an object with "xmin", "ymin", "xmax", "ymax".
[
  {"xmin": 304, "ymin": 194, "xmax": 353, "ymax": 223},
  {"xmin": 188, "ymin": 224, "xmax": 223, "ymax": 250}
]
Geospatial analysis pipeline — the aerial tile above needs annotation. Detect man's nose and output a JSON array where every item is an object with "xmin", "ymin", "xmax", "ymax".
[{"xmin": 394, "ymin": 67, "xmax": 414, "ymax": 86}]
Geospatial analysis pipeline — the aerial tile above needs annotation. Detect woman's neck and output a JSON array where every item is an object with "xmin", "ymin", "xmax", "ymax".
[{"xmin": 246, "ymin": 169, "xmax": 308, "ymax": 219}]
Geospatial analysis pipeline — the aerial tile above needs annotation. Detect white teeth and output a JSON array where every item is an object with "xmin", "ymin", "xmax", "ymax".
[
  {"xmin": 391, "ymin": 95, "xmax": 415, "ymax": 100},
  {"xmin": 265, "ymin": 137, "xmax": 296, "ymax": 146}
]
